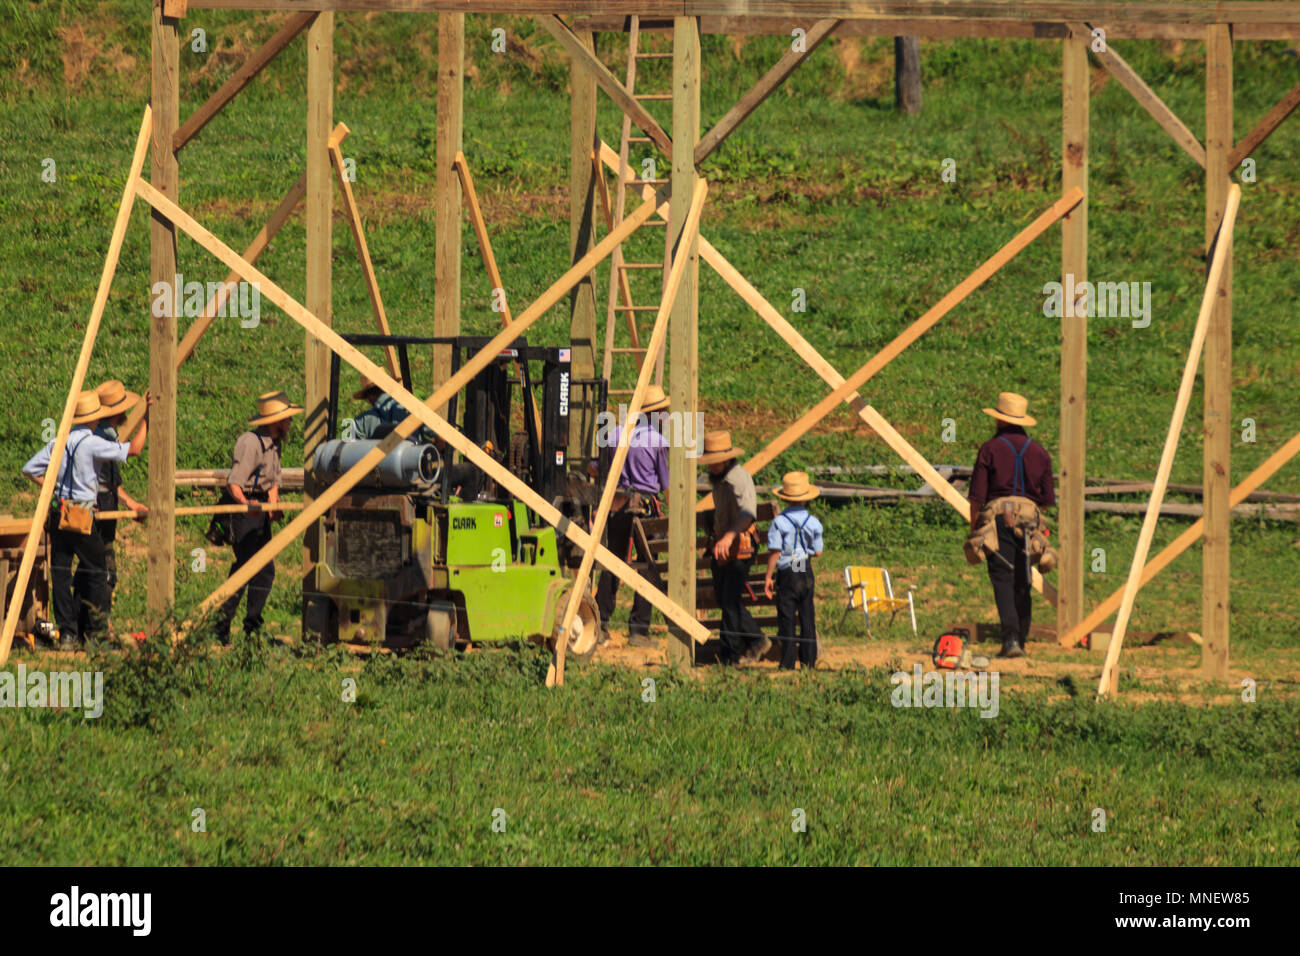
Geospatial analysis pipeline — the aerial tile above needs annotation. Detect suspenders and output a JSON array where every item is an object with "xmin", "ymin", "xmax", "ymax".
[
  {"xmin": 996, "ymin": 434, "xmax": 1034, "ymax": 498},
  {"xmin": 778, "ymin": 511, "xmax": 814, "ymax": 564},
  {"xmin": 60, "ymin": 433, "xmax": 92, "ymax": 501}
]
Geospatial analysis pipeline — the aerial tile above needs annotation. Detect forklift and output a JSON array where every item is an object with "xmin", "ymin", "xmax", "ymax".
[{"xmin": 303, "ymin": 333, "xmax": 609, "ymax": 657}]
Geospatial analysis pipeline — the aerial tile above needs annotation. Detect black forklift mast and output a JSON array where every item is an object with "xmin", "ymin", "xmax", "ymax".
[{"xmin": 326, "ymin": 334, "xmax": 607, "ymax": 507}]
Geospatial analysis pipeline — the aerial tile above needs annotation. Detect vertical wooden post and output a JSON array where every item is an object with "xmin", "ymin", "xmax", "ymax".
[
  {"xmin": 568, "ymin": 25, "xmax": 599, "ymax": 462},
  {"xmin": 1058, "ymin": 31, "xmax": 1089, "ymax": 637},
  {"xmin": 148, "ymin": 1, "xmax": 179, "ymax": 623},
  {"xmin": 667, "ymin": 16, "xmax": 700, "ymax": 668},
  {"xmin": 894, "ymin": 37, "xmax": 921, "ymax": 114},
  {"xmin": 1202, "ymin": 24, "xmax": 1233, "ymax": 681},
  {"xmin": 434, "ymin": 13, "xmax": 465, "ymax": 414},
  {"xmin": 302, "ymin": 11, "xmax": 332, "ymax": 624}
]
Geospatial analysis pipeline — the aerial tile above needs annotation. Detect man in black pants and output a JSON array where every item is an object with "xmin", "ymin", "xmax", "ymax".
[
  {"xmin": 698, "ymin": 431, "xmax": 770, "ymax": 665},
  {"xmin": 214, "ymin": 391, "xmax": 302, "ymax": 643},
  {"xmin": 967, "ymin": 392, "xmax": 1055, "ymax": 658},
  {"xmin": 594, "ymin": 385, "xmax": 670, "ymax": 647},
  {"xmin": 22, "ymin": 388, "xmax": 151, "ymax": 648}
]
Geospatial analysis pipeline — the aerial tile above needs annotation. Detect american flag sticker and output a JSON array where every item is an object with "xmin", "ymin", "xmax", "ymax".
[{"xmin": 558, "ymin": 348, "xmax": 571, "ymax": 362}]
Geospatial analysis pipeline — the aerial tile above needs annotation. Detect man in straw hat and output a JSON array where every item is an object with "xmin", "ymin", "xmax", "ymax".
[
  {"xmin": 966, "ymin": 391, "xmax": 1057, "ymax": 659},
  {"xmin": 73, "ymin": 380, "xmax": 150, "ymax": 633},
  {"xmin": 22, "ymin": 385, "xmax": 153, "ymax": 649},
  {"xmin": 211, "ymin": 390, "xmax": 303, "ymax": 644},
  {"xmin": 764, "ymin": 471, "xmax": 825, "ymax": 671},
  {"xmin": 594, "ymin": 384, "xmax": 671, "ymax": 647},
  {"xmin": 698, "ymin": 430, "xmax": 771, "ymax": 665}
]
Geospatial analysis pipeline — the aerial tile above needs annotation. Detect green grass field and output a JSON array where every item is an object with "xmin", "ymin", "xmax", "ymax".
[{"xmin": 1, "ymin": 8, "xmax": 1298, "ymax": 865}]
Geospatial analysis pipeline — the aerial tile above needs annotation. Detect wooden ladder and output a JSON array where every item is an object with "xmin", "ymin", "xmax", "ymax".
[{"xmin": 599, "ymin": 15, "xmax": 673, "ymax": 399}]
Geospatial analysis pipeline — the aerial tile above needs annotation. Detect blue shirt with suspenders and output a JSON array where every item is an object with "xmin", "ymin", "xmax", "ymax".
[
  {"xmin": 23, "ymin": 426, "xmax": 131, "ymax": 505},
  {"xmin": 767, "ymin": 505, "xmax": 824, "ymax": 571}
]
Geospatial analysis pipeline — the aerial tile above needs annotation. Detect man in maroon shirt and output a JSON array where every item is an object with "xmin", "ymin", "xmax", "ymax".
[{"xmin": 967, "ymin": 392, "xmax": 1055, "ymax": 658}]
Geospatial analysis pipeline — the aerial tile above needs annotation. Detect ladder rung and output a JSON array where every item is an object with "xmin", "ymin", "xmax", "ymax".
[
  {"xmin": 617, "ymin": 306, "xmax": 660, "ymax": 312},
  {"xmin": 634, "ymin": 93, "xmax": 672, "ymax": 101},
  {"xmin": 620, "ymin": 262, "xmax": 663, "ymax": 270},
  {"xmin": 612, "ymin": 348, "xmax": 650, "ymax": 354},
  {"xmin": 627, "ymin": 137, "xmax": 653, "ymax": 143},
  {"xmin": 636, "ymin": 52, "xmax": 674, "ymax": 59},
  {"xmin": 609, "ymin": 389, "xmax": 636, "ymax": 395}
]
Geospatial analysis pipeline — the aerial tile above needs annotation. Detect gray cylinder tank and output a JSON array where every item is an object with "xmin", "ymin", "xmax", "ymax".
[{"xmin": 312, "ymin": 439, "xmax": 441, "ymax": 489}]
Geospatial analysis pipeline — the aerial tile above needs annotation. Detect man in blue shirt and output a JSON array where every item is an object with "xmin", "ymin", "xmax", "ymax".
[
  {"xmin": 764, "ymin": 471, "xmax": 824, "ymax": 670},
  {"xmin": 23, "ymin": 388, "xmax": 152, "ymax": 648}
]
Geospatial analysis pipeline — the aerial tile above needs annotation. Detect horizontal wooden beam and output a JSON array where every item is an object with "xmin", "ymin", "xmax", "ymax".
[
  {"xmin": 174, "ymin": 11, "xmax": 315, "ymax": 152},
  {"xmin": 578, "ymin": 15, "xmax": 1300, "ymax": 39},
  {"xmin": 1228, "ymin": 77, "xmax": 1300, "ymax": 168},
  {"xmin": 1076, "ymin": 22, "xmax": 1205, "ymax": 168},
  {"xmin": 98, "ymin": 503, "xmax": 306, "ymax": 520},
  {"xmin": 187, "ymin": 4, "xmax": 1300, "ymax": 29}
]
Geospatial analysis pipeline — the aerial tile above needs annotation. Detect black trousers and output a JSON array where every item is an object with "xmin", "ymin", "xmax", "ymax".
[
  {"xmin": 215, "ymin": 515, "xmax": 275, "ymax": 638},
  {"xmin": 986, "ymin": 514, "xmax": 1032, "ymax": 647},
  {"xmin": 50, "ymin": 520, "xmax": 110, "ymax": 642},
  {"xmin": 595, "ymin": 509, "xmax": 656, "ymax": 636},
  {"xmin": 74, "ymin": 531, "xmax": 116, "ymax": 639},
  {"xmin": 711, "ymin": 557, "xmax": 764, "ymax": 662},
  {"xmin": 775, "ymin": 567, "xmax": 817, "ymax": 670}
]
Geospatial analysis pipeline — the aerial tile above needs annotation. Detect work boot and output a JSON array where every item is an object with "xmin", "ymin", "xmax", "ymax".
[
  {"xmin": 745, "ymin": 635, "xmax": 773, "ymax": 662},
  {"xmin": 627, "ymin": 631, "xmax": 654, "ymax": 648},
  {"xmin": 997, "ymin": 640, "xmax": 1024, "ymax": 659}
]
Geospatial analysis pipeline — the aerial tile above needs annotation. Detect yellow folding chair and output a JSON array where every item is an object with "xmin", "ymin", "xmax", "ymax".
[{"xmin": 841, "ymin": 566, "xmax": 917, "ymax": 637}]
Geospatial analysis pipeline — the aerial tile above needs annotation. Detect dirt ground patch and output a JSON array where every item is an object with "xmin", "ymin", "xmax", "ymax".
[{"xmin": 591, "ymin": 626, "xmax": 1300, "ymax": 705}]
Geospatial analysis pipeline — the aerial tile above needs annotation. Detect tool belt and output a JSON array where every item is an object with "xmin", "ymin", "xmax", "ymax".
[
  {"xmin": 612, "ymin": 486, "xmax": 662, "ymax": 519},
  {"xmin": 710, "ymin": 525, "xmax": 758, "ymax": 564},
  {"xmin": 964, "ymin": 495, "xmax": 1057, "ymax": 572},
  {"xmin": 53, "ymin": 499, "xmax": 94, "ymax": 535}
]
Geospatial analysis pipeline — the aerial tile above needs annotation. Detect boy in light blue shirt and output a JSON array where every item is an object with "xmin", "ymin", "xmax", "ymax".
[{"xmin": 764, "ymin": 471, "xmax": 824, "ymax": 670}]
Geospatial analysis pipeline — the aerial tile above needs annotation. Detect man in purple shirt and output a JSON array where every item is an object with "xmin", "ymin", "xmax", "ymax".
[
  {"xmin": 968, "ymin": 392, "xmax": 1055, "ymax": 658},
  {"xmin": 595, "ymin": 387, "xmax": 671, "ymax": 646}
]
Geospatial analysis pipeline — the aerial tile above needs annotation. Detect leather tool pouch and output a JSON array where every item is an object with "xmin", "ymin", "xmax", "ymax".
[{"xmin": 57, "ymin": 500, "xmax": 94, "ymax": 535}]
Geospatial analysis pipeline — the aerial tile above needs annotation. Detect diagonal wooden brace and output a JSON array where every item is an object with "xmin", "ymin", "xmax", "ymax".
[{"xmin": 130, "ymin": 178, "xmax": 708, "ymax": 647}]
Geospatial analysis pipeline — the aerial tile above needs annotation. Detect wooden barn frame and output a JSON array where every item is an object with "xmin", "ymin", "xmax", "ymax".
[{"xmin": 4, "ymin": 2, "xmax": 1300, "ymax": 696}]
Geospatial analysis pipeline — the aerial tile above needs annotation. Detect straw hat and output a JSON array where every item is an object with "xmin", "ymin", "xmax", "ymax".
[
  {"xmin": 982, "ymin": 392, "xmax": 1037, "ymax": 428},
  {"xmin": 249, "ymin": 391, "xmax": 305, "ymax": 426},
  {"xmin": 95, "ymin": 379, "xmax": 141, "ymax": 417},
  {"xmin": 71, "ymin": 391, "xmax": 110, "ymax": 425},
  {"xmin": 773, "ymin": 471, "xmax": 820, "ymax": 502},
  {"xmin": 697, "ymin": 430, "xmax": 744, "ymax": 466},
  {"xmin": 353, "ymin": 376, "xmax": 383, "ymax": 401},
  {"xmin": 638, "ymin": 384, "xmax": 670, "ymax": 414}
]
